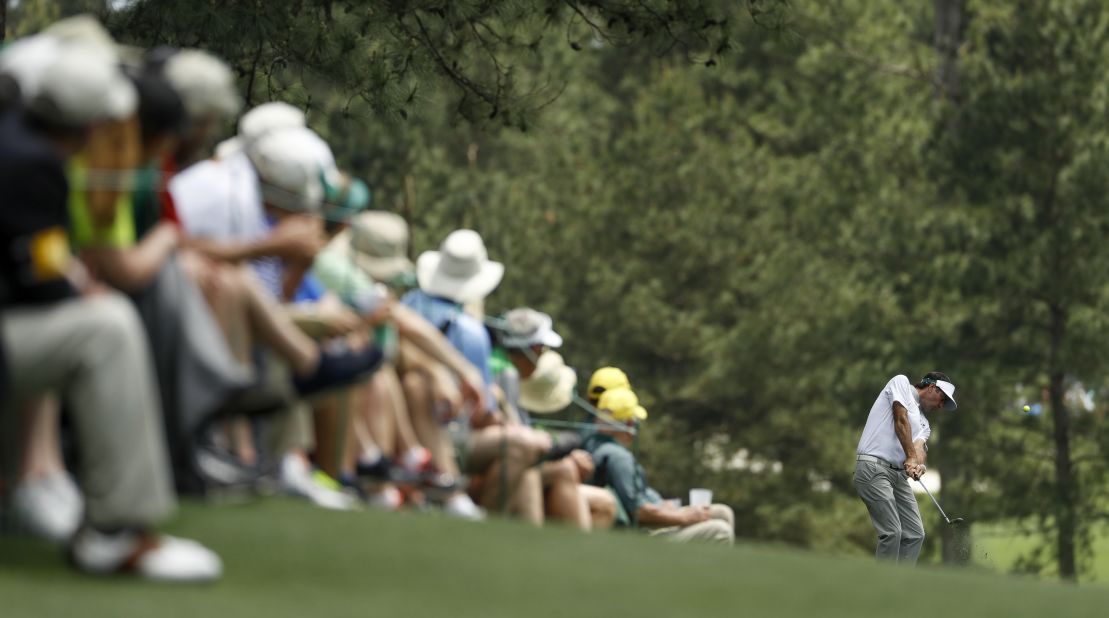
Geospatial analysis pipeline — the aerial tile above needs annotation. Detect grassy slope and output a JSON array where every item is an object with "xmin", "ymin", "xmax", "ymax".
[
  {"xmin": 973, "ymin": 521, "xmax": 1109, "ymax": 583},
  {"xmin": 2, "ymin": 498, "xmax": 1108, "ymax": 618}
]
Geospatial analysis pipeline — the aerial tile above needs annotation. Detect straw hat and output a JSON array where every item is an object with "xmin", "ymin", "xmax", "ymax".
[
  {"xmin": 518, "ymin": 351, "xmax": 577, "ymax": 414},
  {"xmin": 331, "ymin": 211, "xmax": 415, "ymax": 282},
  {"xmin": 416, "ymin": 229, "xmax": 503, "ymax": 304}
]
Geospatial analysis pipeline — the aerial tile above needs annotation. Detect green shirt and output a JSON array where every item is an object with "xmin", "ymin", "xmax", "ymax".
[
  {"xmin": 67, "ymin": 159, "xmax": 136, "ymax": 250},
  {"xmin": 312, "ymin": 242, "xmax": 377, "ymax": 308},
  {"xmin": 582, "ymin": 433, "xmax": 661, "ymax": 527}
]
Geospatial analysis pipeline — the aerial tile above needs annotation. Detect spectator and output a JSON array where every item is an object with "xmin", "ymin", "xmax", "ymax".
[
  {"xmin": 496, "ymin": 308, "xmax": 618, "ymax": 530},
  {"xmin": 584, "ymin": 385, "xmax": 734, "ymax": 545},
  {"xmin": 170, "ymin": 122, "xmax": 382, "ymax": 508},
  {"xmin": 0, "ymin": 35, "xmax": 221, "ymax": 580},
  {"xmin": 402, "ymin": 230, "xmax": 551, "ymax": 520}
]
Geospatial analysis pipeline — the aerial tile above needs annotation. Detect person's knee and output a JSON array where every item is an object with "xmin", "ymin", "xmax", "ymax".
[
  {"xmin": 85, "ymin": 293, "xmax": 143, "ymax": 347},
  {"xmin": 709, "ymin": 504, "xmax": 734, "ymax": 527},
  {"xmin": 400, "ymin": 369, "xmax": 428, "ymax": 397},
  {"xmin": 902, "ymin": 526, "xmax": 925, "ymax": 546},
  {"xmin": 548, "ymin": 458, "xmax": 580, "ymax": 484},
  {"xmin": 592, "ymin": 490, "xmax": 617, "ymax": 519},
  {"xmin": 877, "ymin": 521, "xmax": 903, "ymax": 545},
  {"xmin": 700, "ymin": 520, "xmax": 734, "ymax": 545},
  {"xmin": 505, "ymin": 426, "xmax": 547, "ymax": 461}
]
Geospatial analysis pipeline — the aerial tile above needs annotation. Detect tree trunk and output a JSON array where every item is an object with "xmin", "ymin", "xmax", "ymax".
[
  {"xmin": 933, "ymin": 0, "xmax": 964, "ymax": 102},
  {"xmin": 1049, "ymin": 306, "xmax": 1077, "ymax": 581},
  {"xmin": 933, "ymin": 0, "xmax": 970, "ymax": 566}
]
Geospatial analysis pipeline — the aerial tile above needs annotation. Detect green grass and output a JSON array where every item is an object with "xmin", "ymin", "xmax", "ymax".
[
  {"xmin": 973, "ymin": 521, "xmax": 1109, "ymax": 583},
  {"xmin": 3, "ymin": 498, "xmax": 1109, "ymax": 618}
]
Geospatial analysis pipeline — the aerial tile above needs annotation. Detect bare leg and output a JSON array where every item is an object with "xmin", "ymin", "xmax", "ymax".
[
  {"xmin": 179, "ymin": 253, "xmax": 249, "ymax": 363},
  {"xmin": 381, "ymin": 368, "xmax": 421, "ymax": 455},
  {"xmin": 235, "ymin": 266, "xmax": 318, "ymax": 376},
  {"xmin": 402, "ymin": 369, "xmax": 459, "ymax": 476},
  {"xmin": 226, "ymin": 417, "xmax": 257, "ymax": 465},
  {"xmin": 579, "ymin": 485, "xmax": 617, "ymax": 530},
  {"xmin": 363, "ymin": 371, "xmax": 394, "ymax": 456},
  {"xmin": 312, "ymin": 395, "xmax": 342, "ymax": 478},
  {"xmin": 467, "ymin": 425, "xmax": 546, "ymax": 514},
  {"xmin": 508, "ymin": 468, "xmax": 544, "ymax": 526},
  {"xmin": 541, "ymin": 459, "xmax": 590, "ymax": 531}
]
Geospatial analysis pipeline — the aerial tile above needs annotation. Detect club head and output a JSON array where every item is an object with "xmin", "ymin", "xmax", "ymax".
[{"xmin": 947, "ymin": 517, "xmax": 965, "ymax": 525}]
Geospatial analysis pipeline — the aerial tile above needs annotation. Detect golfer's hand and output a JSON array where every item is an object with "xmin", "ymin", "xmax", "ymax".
[{"xmin": 905, "ymin": 461, "xmax": 925, "ymax": 480}]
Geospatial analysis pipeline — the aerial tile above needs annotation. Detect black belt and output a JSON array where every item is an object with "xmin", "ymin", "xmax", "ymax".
[{"xmin": 857, "ymin": 454, "xmax": 903, "ymax": 471}]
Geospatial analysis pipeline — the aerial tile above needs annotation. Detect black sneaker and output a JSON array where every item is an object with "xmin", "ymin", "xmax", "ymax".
[
  {"xmin": 293, "ymin": 345, "xmax": 384, "ymax": 397},
  {"xmin": 354, "ymin": 456, "xmax": 394, "ymax": 482}
]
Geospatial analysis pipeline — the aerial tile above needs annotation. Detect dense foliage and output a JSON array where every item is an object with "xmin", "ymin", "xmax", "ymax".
[{"xmin": 8, "ymin": 0, "xmax": 1109, "ymax": 581}]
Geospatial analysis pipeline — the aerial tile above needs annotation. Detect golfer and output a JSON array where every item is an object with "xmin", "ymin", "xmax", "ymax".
[{"xmin": 854, "ymin": 371, "xmax": 957, "ymax": 564}]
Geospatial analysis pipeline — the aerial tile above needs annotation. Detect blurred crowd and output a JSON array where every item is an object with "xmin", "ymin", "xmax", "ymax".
[{"xmin": 0, "ymin": 16, "xmax": 734, "ymax": 582}]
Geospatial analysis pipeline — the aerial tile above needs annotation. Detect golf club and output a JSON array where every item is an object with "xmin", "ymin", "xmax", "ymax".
[{"xmin": 915, "ymin": 477, "xmax": 964, "ymax": 525}]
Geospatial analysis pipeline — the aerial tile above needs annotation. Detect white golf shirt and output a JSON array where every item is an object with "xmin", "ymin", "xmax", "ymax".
[
  {"xmin": 856, "ymin": 375, "xmax": 930, "ymax": 465},
  {"xmin": 169, "ymin": 153, "xmax": 284, "ymax": 298}
]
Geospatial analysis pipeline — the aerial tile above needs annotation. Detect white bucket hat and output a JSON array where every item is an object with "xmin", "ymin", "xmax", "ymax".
[
  {"xmin": 416, "ymin": 229, "xmax": 504, "ymax": 304},
  {"xmin": 500, "ymin": 308, "xmax": 563, "ymax": 350},
  {"xmin": 518, "ymin": 351, "xmax": 577, "ymax": 414}
]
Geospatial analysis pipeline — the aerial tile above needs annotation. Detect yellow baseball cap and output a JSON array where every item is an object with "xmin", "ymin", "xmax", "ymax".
[
  {"xmin": 587, "ymin": 367, "xmax": 630, "ymax": 403},
  {"xmin": 597, "ymin": 387, "xmax": 647, "ymax": 422}
]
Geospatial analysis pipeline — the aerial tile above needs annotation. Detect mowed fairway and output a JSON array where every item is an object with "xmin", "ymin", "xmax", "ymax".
[{"xmin": 2, "ymin": 498, "xmax": 1107, "ymax": 618}]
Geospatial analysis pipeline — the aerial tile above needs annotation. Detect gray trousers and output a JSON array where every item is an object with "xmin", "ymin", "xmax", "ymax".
[
  {"xmin": 1, "ymin": 293, "xmax": 175, "ymax": 528},
  {"xmin": 854, "ymin": 459, "xmax": 924, "ymax": 564}
]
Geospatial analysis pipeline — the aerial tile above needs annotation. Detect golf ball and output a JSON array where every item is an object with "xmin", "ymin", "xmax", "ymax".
[{"xmin": 1023, "ymin": 405, "xmax": 1031, "ymax": 412}]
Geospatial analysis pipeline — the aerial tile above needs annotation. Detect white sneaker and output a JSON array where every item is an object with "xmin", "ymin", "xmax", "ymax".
[
  {"xmin": 11, "ymin": 472, "xmax": 83, "ymax": 543},
  {"xmin": 364, "ymin": 485, "xmax": 403, "ymax": 511},
  {"xmin": 443, "ymin": 493, "xmax": 485, "ymax": 521},
  {"xmin": 70, "ymin": 528, "xmax": 223, "ymax": 582},
  {"xmin": 277, "ymin": 454, "xmax": 357, "ymax": 511}
]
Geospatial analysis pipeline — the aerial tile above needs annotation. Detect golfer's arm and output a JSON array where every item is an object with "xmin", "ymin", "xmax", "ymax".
[
  {"xmin": 914, "ymin": 439, "xmax": 927, "ymax": 467},
  {"xmin": 892, "ymin": 402, "xmax": 917, "ymax": 463}
]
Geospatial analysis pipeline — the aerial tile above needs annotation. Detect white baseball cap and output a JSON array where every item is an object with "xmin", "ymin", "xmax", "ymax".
[
  {"xmin": 2, "ymin": 35, "xmax": 136, "ymax": 127},
  {"xmin": 249, "ymin": 126, "xmax": 327, "ymax": 213},
  {"xmin": 217, "ymin": 101, "xmax": 307, "ymax": 159},
  {"xmin": 163, "ymin": 49, "xmax": 241, "ymax": 120}
]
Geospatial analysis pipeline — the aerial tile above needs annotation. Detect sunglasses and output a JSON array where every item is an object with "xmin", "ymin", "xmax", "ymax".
[{"xmin": 932, "ymin": 384, "xmax": 950, "ymax": 406}]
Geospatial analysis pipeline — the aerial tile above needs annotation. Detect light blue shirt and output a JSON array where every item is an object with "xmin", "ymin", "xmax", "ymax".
[{"xmin": 400, "ymin": 289, "xmax": 496, "ymax": 412}]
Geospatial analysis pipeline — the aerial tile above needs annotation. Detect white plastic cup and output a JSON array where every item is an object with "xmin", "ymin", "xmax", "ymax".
[{"xmin": 689, "ymin": 488, "xmax": 713, "ymax": 508}]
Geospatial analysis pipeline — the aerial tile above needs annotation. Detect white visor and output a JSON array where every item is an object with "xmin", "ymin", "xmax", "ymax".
[{"xmin": 936, "ymin": 380, "xmax": 957, "ymax": 411}]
